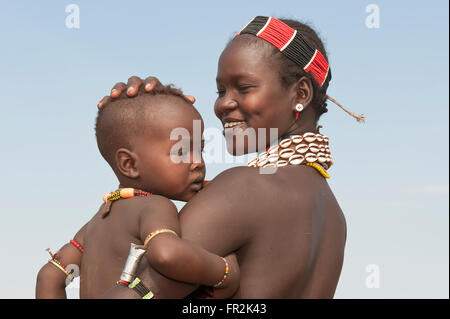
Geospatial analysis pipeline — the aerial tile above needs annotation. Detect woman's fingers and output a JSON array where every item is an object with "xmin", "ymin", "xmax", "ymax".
[
  {"xmin": 97, "ymin": 75, "xmax": 196, "ymax": 110},
  {"xmin": 143, "ymin": 76, "xmax": 162, "ymax": 92},
  {"xmin": 97, "ymin": 96, "xmax": 111, "ymax": 109},
  {"xmin": 184, "ymin": 95, "xmax": 196, "ymax": 104},
  {"xmin": 126, "ymin": 76, "xmax": 144, "ymax": 96},
  {"xmin": 110, "ymin": 82, "xmax": 127, "ymax": 98}
]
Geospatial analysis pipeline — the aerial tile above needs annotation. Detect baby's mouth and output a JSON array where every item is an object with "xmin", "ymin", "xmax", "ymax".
[{"xmin": 190, "ymin": 175, "xmax": 205, "ymax": 191}]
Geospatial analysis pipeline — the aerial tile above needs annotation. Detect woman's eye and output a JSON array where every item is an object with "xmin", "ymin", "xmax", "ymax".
[{"xmin": 238, "ymin": 85, "xmax": 253, "ymax": 93}]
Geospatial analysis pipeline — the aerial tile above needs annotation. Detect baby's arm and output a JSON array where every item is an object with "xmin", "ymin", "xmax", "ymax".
[
  {"xmin": 35, "ymin": 224, "xmax": 86, "ymax": 299},
  {"xmin": 139, "ymin": 197, "xmax": 237, "ymax": 289}
]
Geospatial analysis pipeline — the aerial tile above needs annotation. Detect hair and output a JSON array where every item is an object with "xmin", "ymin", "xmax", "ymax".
[
  {"xmin": 232, "ymin": 18, "xmax": 331, "ymax": 121},
  {"xmin": 95, "ymin": 84, "xmax": 193, "ymax": 171}
]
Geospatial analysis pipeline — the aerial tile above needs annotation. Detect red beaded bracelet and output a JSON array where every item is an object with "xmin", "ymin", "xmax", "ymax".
[{"xmin": 70, "ymin": 240, "xmax": 84, "ymax": 253}]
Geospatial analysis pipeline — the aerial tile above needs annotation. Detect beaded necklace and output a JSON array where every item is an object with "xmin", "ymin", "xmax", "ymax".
[
  {"xmin": 101, "ymin": 187, "xmax": 152, "ymax": 218},
  {"xmin": 102, "ymin": 188, "xmax": 152, "ymax": 203},
  {"xmin": 247, "ymin": 132, "xmax": 333, "ymax": 178}
]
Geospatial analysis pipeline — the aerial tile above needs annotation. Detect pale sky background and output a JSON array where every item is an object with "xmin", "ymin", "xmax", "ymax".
[{"xmin": 0, "ymin": 0, "xmax": 448, "ymax": 298}]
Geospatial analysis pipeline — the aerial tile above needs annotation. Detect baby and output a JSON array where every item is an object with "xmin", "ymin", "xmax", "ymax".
[{"xmin": 35, "ymin": 84, "xmax": 238, "ymax": 299}]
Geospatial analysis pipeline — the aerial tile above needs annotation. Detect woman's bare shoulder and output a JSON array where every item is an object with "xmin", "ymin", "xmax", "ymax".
[{"xmin": 211, "ymin": 166, "xmax": 261, "ymax": 183}]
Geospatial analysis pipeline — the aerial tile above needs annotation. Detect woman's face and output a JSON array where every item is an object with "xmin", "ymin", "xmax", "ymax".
[{"xmin": 214, "ymin": 37, "xmax": 297, "ymax": 155}]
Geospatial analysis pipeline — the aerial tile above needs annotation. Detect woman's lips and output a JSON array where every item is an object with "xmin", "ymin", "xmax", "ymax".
[{"xmin": 222, "ymin": 121, "xmax": 249, "ymax": 135}]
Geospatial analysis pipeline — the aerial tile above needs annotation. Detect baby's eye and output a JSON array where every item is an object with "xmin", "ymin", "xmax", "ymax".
[
  {"xmin": 171, "ymin": 148, "xmax": 188, "ymax": 157},
  {"xmin": 216, "ymin": 89, "xmax": 225, "ymax": 97}
]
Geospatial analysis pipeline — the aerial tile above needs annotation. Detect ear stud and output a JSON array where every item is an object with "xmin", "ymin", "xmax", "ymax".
[{"xmin": 295, "ymin": 103, "xmax": 304, "ymax": 120}]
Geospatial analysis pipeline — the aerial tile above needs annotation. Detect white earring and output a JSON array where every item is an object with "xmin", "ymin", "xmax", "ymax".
[{"xmin": 295, "ymin": 103, "xmax": 304, "ymax": 112}]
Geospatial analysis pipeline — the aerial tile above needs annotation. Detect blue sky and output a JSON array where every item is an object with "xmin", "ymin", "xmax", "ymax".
[{"xmin": 0, "ymin": 0, "xmax": 448, "ymax": 298}]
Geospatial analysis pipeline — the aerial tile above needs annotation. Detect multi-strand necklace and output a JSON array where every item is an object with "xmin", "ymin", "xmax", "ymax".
[{"xmin": 247, "ymin": 132, "xmax": 333, "ymax": 178}]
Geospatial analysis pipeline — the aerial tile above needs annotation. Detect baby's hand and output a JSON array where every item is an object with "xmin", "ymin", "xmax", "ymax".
[
  {"xmin": 97, "ymin": 75, "xmax": 196, "ymax": 109},
  {"xmin": 212, "ymin": 253, "xmax": 240, "ymax": 299}
]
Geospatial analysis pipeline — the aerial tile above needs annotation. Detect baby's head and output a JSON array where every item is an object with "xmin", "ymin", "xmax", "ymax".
[{"xmin": 95, "ymin": 84, "xmax": 205, "ymax": 202}]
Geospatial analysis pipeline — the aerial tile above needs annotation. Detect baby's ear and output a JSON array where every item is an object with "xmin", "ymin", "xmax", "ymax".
[{"xmin": 115, "ymin": 148, "xmax": 140, "ymax": 179}]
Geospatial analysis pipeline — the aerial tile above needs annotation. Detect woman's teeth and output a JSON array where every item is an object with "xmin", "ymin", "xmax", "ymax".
[{"xmin": 224, "ymin": 121, "xmax": 246, "ymax": 128}]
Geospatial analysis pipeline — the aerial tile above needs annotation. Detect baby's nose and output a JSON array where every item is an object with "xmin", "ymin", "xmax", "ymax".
[{"xmin": 190, "ymin": 157, "xmax": 205, "ymax": 173}]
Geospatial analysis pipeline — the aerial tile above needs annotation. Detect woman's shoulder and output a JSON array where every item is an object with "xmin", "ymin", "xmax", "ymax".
[
  {"xmin": 208, "ymin": 166, "xmax": 269, "ymax": 190},
  {"xmin": 205, "ymin": 165, "xmax": 323, "ymax": 204},
  {"xmin": 211, "ymin": 165, "xmax": 322, "ymax": 189}
]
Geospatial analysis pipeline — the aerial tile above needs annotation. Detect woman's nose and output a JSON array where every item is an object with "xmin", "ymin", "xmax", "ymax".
[{"xmin": 216, "ymin": 95, "xmax": 238, "ymax": 115}]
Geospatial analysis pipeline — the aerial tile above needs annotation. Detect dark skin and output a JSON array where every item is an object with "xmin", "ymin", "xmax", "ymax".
[
  {"xmin": 36, "ymin": 97, "xmax": 240, "ymax": 298},
  {"xmin": 101, "ymin": 37, "xmax": 346, "ymax": 299}
]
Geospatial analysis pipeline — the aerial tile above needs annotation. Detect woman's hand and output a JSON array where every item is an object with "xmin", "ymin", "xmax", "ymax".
[{"xmin": 97, "ymin": 76, "xmax": 196, "ymax": 109}]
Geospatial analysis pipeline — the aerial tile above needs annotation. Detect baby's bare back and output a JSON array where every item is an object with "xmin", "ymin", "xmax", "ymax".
[{"xmin": 79, "ymin": 197, "xmax": 162, "ymax": 298}]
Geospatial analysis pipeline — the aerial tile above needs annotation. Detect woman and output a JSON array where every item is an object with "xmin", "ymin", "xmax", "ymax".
[{"xmin": 101, "ymin": 17, "xmax": 352, "ymax": 298}]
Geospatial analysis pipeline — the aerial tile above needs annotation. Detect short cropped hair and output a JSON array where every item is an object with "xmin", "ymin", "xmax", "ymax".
[{"xmin": 95, "ymin": 84, "xmax": 192, "ymax": 170}]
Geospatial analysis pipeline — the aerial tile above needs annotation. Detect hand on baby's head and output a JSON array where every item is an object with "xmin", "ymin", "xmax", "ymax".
[{"xmin": 98, "ymin": 75, "xmax": 195, "ymax": 109}]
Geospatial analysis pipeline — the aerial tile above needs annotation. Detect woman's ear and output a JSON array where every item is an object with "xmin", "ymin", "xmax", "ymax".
[
  {"xmin": 115, "ymin": 148, "xmax": 140, "ymax": 179},
  {"xmin": 295, "ymin": 76, "xmax": 314, "ymax": 108}
]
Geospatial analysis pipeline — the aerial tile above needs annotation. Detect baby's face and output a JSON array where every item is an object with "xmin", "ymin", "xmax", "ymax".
[{"xmin": 133, "ymin": 99, "xmax": 206, "ymax": 202}]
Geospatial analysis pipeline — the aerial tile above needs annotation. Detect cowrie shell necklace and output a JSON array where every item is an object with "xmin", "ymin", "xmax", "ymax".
[{"xmin": 247, "ymin": 132, "xmax": 333, "ymax": 177}]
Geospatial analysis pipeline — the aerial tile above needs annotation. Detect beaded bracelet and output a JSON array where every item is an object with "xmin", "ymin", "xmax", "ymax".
[
  {"xmin": 143, "ymin": 229, "xmax": 178, "ymax": 246},
  {"xmin": 213, "ymin": 257, "xmax": 229, "ymax": 288},
  {"xmin": 70, "ymin": 240, "xmax": 84, "ymax": 253},
  {"xmin": 46, "ymin": 248, "xmax": 74, "ymax": 282}
]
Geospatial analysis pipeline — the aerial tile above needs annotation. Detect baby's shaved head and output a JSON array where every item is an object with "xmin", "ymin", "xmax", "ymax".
[{"xmin": 95, "ymin": 85, "xmax": 193, "ymax": 170}]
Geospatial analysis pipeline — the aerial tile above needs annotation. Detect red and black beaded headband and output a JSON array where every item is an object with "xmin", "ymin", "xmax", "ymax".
[{"xmin": 236, "ymin": 16, "xmax": 330, "ymax": 87}]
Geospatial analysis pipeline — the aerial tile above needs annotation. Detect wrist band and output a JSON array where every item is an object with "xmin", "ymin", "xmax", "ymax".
[
  {"xmin": 119, "ymin": 243, "xmax": 147, "ymax": 283},
  {"xmin": 129, "ymin": 277, "xmax": 155, "ymax": 299},
  {"xmin": 48, "ymin": 259, "xmax": 74, "ymax": 282},
  {"xmin": 213, "ymin": 257, "xmax": 229, "ymax": 288},
  {"xmin": 45, "ymin": 248, "xmax": 74, "ymax": 282},
  {"xmin": 46, "ymin": 247, "xmax": 74, "ymax": 283}
]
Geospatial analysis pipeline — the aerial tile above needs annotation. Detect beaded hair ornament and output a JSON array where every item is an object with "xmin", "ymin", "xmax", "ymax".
[{"xmin": 236, "ymin": 16, "xmax": 365, "ymax": 122}]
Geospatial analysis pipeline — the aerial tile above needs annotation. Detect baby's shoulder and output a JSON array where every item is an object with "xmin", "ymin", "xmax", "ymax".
[{"xmin": 134, "ymin": 194, "xmax": 178, "ymax": 216}]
